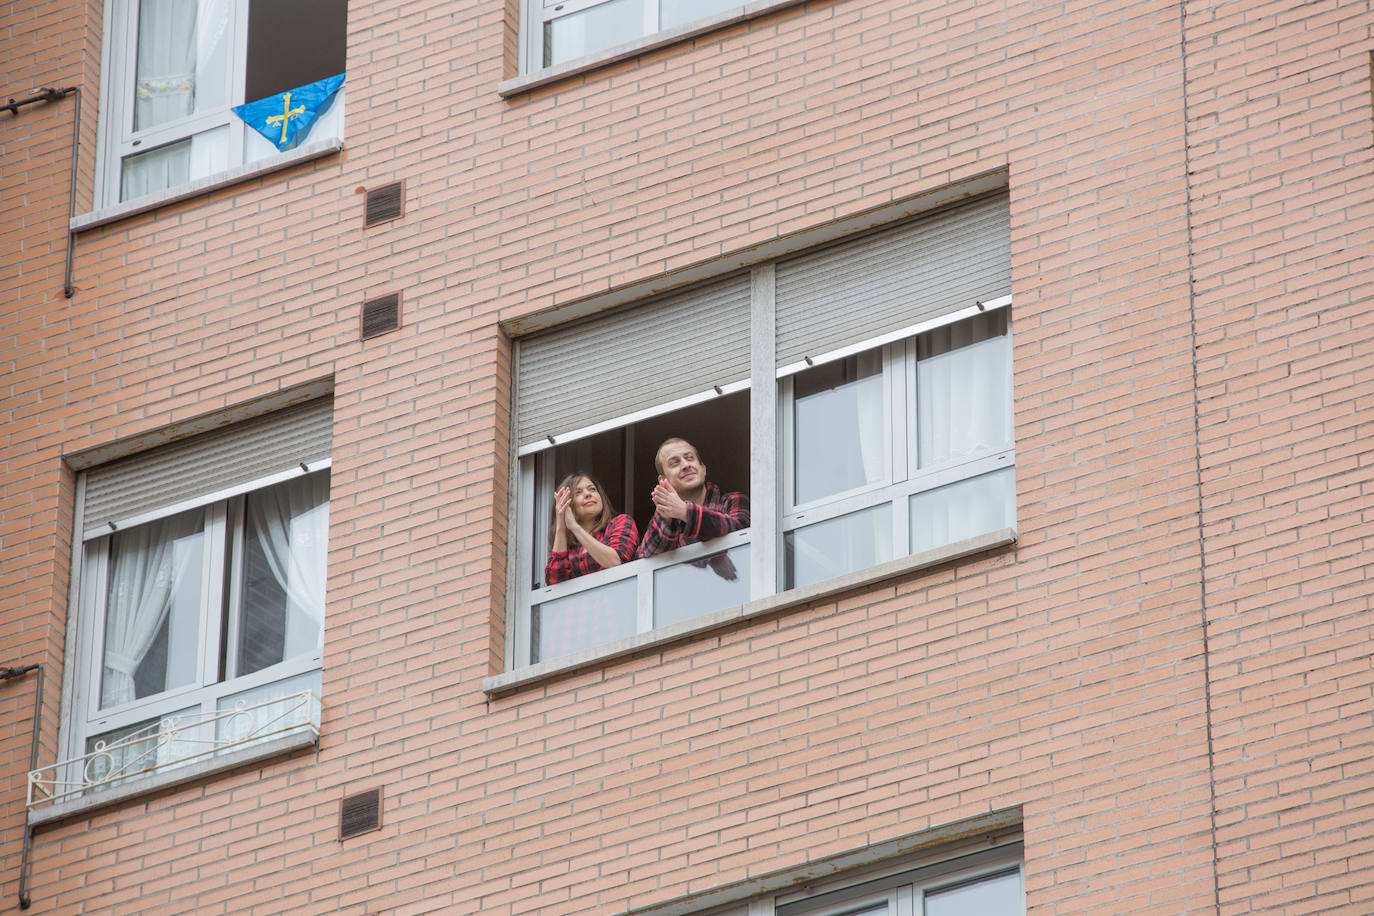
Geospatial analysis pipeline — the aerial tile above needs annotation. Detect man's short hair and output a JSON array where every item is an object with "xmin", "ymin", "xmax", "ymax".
[{"xmin": 653, "ymin": 437, "xmax": 699, "ymax": 477}]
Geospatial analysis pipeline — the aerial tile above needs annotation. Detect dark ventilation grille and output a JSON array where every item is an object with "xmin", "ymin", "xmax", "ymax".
[
  {"xmin": 364, "ymin": 181, "xmax": 403, "ymax": 227},
  {"xmin": 361, "ymin": 293, "xmax": 401, "ymax": 340},
  {"xmin": 339, "ymin": 787, "xmax": 382, "ymax": 840}
]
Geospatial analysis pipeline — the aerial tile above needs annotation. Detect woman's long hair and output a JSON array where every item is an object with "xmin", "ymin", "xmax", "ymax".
[{"xmin": 548, "ymin": 471, "xmax": 617, "ymax": 548}]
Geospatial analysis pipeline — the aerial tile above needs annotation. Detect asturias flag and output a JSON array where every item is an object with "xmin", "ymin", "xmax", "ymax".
[{"xmin": 232, "ymin": 73, "xmax": 344, "ymax": 151}]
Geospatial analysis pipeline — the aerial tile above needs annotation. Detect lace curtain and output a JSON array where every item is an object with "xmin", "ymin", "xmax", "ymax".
[
  {"xmin": 101, "ymin": 510, "xmax": 203, "ymax": 708},
  {"xmin": 244, "ymin": 473, "xmax": 329, "ymax": 663}
]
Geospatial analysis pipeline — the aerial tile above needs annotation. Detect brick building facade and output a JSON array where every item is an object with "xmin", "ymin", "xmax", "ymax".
[{"xmin": 2, "ymin": 0, "xmax": 1372, "ymax": 913}]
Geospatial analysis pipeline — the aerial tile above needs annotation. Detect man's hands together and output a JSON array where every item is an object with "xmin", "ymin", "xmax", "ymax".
[{"xmin": 651, "ymin": 476, "xmax": 689, "ymax": 521}]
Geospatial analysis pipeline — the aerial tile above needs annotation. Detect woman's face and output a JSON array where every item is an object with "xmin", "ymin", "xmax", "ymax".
[{"xmin": 570, "ymin": 477, "xmax": 603, "ymax": 524}]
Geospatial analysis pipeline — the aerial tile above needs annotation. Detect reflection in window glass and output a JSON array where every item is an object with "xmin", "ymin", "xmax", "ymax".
[
  {"xmin": 237, "ymin": 471, "xmax": 330, "ymax": 677},
  {"xmin": 786, "ymin": 504, "xmax": 892, "ymax": 589},
  {"xmin": 543, "ymin": 0, "xmax": 645, "ymax": 67},
  {"xmin": 533, "ymin": 576, "xmax": 637, "ymax": 662},
  {"xmin": 101, "ymin": 508, "xmax": 206, "ymax": 709},
  {"xmin": 653, "ymin": 544, "xmax": 750, "ymax": 628},
  {"xmin": 794, "ymin": 351, "xmax": 885, "ymax": 505},
  {"xmin": 924, "ymin": 869, "xmax": 1022, "ymax": 916},
  {"xmin": 216, "ymin": 669, "xmax": 321, "ymax": 743},
  {"xmin": 909, "ymin": 468, "xmax": 1015, "ymax": 556},
  {"xmin": 917, "ymin": 311, "xmax": 1011, "ymax": 468},
  {"xmin": 660, "ymin": 0, "xmax": 740, "ymax": 29}
]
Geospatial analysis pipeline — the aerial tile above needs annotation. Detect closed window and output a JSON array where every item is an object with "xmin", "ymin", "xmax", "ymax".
[
  {"xmin": 522, "ymin": 0, "xmax": 741, "ymax": 70},
  {"xmin": 41, "ymin": 399, "xmax": 332, "ymax": 804},
  {"xmin": 96, "ymin": 0, "xmax": 346, "ymax": 207},
  {"xmin": 509, "ymin": 191, "xmax": 1014, "ymax": 669}
]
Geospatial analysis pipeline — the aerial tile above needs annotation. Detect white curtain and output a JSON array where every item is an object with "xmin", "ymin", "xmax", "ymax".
[
  {"xmin": 124, "ymin": 0, "xmax": 230, "ymax": 199},
  {"xmin": 917, "ymin": 315, "xmax": 1011, "ymax": 467},
  {"xmin": 101, "ymin": 511, "xmax": 201, "ymax": 708},
  {"xmin": 855, "ymin": 349, "xmax": 885, "ymax": 484},
  {"xmin": 133, "ymin": 0, "xmax": 198, "ymax": 131},
  {"xmin": 909, "ymin": 468, "xmax": 1015, "ymax": 555},
  {"xmin": 246, "ymin": 473, "xmax": 329, "ymax": 657}
]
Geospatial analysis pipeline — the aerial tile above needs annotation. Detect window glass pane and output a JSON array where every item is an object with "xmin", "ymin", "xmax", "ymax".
[
  {"xmin": 85, "ymin": 707, "xmax": 200, "ymax": 789},
  {"xmin": 653, "ymin": 543, "xmax": 750, "ymax": 628},
  {"xmin": 236, "ymin": 471, "xmax": 329, "ymax": 677},
  {"xmin": 916, "ymin": 312, "xmax": 1011, "ymax": 468},
  {"xmin": 216, "ymin": 670, "xmax": 321, "ymax": 744},
  {"xmin": 533, "ymin": 576, "xmax": 637, "ymax": 662},
  {"xmin": 660, "ymin": 0, "xmax": 739, "ymax": 29},
  {"xmin": 785, "ymin": 504, "xmax": 893, "ymax": 589},
  {"xmin": 100, "ymin": 508, "xmax": 205, "ymax": 709},
  {"xmin": 543, "ymin": 0, "xmax": 645, "ymax": 67},
  {"xmin": 924, "ymin": 870, "xmax": 1022, "ymax": 916},
  {"xmin": 793, "ymin": 350, "xmax": 885, "ymax": 505},
  {"xmin": 121, "ymin": 139, "xmax": 192, "ymax": 201},
  {"xmin": 134, "ymin": 0, "xmax": 231, "ymax": 131},
  {"xmin": 909, "ymin": 468, "xmax": 1015, "ymax": 556},
  {"xmin": 244, "ymin": 0, "xmax": 346, "ymax": 102}
]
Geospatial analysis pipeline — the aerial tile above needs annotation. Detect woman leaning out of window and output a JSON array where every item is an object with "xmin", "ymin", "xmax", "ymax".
[{"xmin": 544, "ymin": 472, "xmax": 638, "ymax": 585}]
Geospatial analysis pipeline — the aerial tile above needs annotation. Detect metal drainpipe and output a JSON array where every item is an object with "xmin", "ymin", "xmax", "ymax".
[
  {"xmin": 1, "ymin": 664, "xmax": 43, "ymax": 910},
  {"xmin": 0, "ymin": 86, "xmax": 79, "ymax": 299}
]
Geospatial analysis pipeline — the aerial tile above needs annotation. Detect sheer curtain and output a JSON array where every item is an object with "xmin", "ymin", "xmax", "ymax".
[
  {"xmin": 124, "ymin": 0, "xmax": 230, "ymax": 198},
  {"xmin": 101, "ymin": 510, "xmax": 203, "ymax": 708},
  {"xmin": 916, "ymin": 313, "xmax": 1011, "ymax": 466},
  {"xmin": 245, "ymin": 472, "xmax": 329, "ymax": 660}
]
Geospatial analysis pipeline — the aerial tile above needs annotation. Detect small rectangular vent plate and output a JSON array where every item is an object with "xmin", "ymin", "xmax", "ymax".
[
  {"xmin": 361, "ymin": 293, "xmax": 401, "ymax": 340},
  {"xmin": 364, "ymin": 181, "xmax": 403, "ymax": 227},
  {"xmin": 340, "ymin": 787, "xmax": 383, "ymax": 840}
]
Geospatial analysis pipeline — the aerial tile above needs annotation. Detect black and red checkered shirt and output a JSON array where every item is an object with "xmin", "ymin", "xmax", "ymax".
[
  {"xmin": 544, "ymin": 513, "xmax": 640, "ymax": 585},
  {"xmin": 636, "ymin": 482, "xmax": 750, "ymax": 559}
]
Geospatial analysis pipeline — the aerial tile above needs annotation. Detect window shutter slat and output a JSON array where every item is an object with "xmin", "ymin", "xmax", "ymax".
[
  {"xmin": 516, "ymin": 272, "xmax": 751, "ymax": 449},
  {"xmin": 775, "ymin": 191, "xmax": 1011, "ymax": 367},
  {"xmin": 82, "ymin": 398, "xmax": 333, "ymax": 535}
]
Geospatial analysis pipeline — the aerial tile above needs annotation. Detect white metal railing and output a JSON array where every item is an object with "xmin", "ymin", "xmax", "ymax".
[{"xmin": 27, "ymin": 689, "xmax": 320, "ymax": 811}]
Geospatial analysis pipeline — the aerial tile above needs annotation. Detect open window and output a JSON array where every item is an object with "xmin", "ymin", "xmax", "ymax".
[
  {"xmin": 509, "ymin": 190, "xmax": 1015, "ymax": 671},
  {"xmin": 96, "ymin": 0, "xmax": 346, "ymax": 208}
]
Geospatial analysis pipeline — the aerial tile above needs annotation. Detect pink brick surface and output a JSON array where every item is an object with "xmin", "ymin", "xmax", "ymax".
[{"xmin": 1, "ymin": 0, "xmax": 1370, "ymax": 913}]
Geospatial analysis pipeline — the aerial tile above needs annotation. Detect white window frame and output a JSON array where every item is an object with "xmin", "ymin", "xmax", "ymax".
[
  {"xmin": 94, "ymin": 0, "xmax": 346, "ymax": 209},
  {"xmin": 53, "ymin": 459, "xmax": 330, "ymax": 803},
  {"xmin": 691, "ymin": 839, "xmax": 1024, "ymax": 916},
  {"xmin": 520, "ymin": 0, "xmax": 747, "ymax": 73},
  {"xmin": 509, "ymin": 286, "xmax": 1014, "ymax": 670}
]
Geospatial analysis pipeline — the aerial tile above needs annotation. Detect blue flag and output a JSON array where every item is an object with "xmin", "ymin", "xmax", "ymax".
[{"xmin": 233, "ymin": 73, "xmax": 344, "ymax": 151}]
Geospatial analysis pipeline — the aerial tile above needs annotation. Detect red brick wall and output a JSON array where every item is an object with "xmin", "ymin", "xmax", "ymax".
[
  {"xmin": 1185, "ymin": 1, "xmax": 1374, "ymax": 913},
  {"xmin": 1, "ymin": 0, "xmax": 1370, "ymax": 912}
]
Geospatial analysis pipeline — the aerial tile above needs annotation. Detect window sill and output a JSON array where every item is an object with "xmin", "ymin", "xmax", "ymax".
[
  {"xmin": 26, "ymin": 728, "xmax": 318, "ymax": 828},
  {"xmin": 484, "ymin": 528, "xmax": 1016, "ymax": 697},
  {"xmin": 70, "ymin": 137, "xmax": 343, "ymax": 233},
  {"xmin": 498, "ymin": 0, "xmax": 809, "ymax": 98}
]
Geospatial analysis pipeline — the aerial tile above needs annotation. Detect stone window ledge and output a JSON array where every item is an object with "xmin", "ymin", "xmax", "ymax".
[{"xmin": 71, "ymin": 138, "xmax": 343, "ymax": 233}]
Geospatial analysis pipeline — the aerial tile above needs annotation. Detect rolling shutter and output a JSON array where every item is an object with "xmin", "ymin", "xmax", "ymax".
[
  {"xmin": 82, "ymin": 397, "xmax": 333, "ymax": 537},
  {"xmin": 516, "ymin": 271, "xmax": 751, "ymax": 451},
  {"xmin": 775, "ymin": 190, "xmax": 1010, "ymax": 368}
]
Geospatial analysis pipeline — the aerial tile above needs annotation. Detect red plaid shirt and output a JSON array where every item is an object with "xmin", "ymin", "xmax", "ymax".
[
  {"xmin": 544, "ymin": 514, "xmax": 640, "ymax": 585},
  {"xmin": 637, "ymin": 483, "xmax": 750, "ymax": 558}
]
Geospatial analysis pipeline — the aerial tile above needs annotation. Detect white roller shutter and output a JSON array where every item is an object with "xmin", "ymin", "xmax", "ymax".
[
  {"xmin": 516, "ymin": 271, "xmax": 751, "ymax": 451},
  {"xmin": 82, "ymin": 397, "xmax": 333, "ymax": 537},
  {"xmin": 775, "ymin": 191, "xmax": 1010, "ymax": 368}
]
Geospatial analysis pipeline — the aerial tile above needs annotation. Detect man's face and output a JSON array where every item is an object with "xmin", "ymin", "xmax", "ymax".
[{"xmin": 657, "ymin": 440, "xmax": 706, "ymax": 496}]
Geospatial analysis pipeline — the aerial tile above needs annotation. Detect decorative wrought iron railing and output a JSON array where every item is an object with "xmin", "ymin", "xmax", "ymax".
[{"xmin": 27, "ymin": 689, "xmax": 320, "ymax": 811}]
